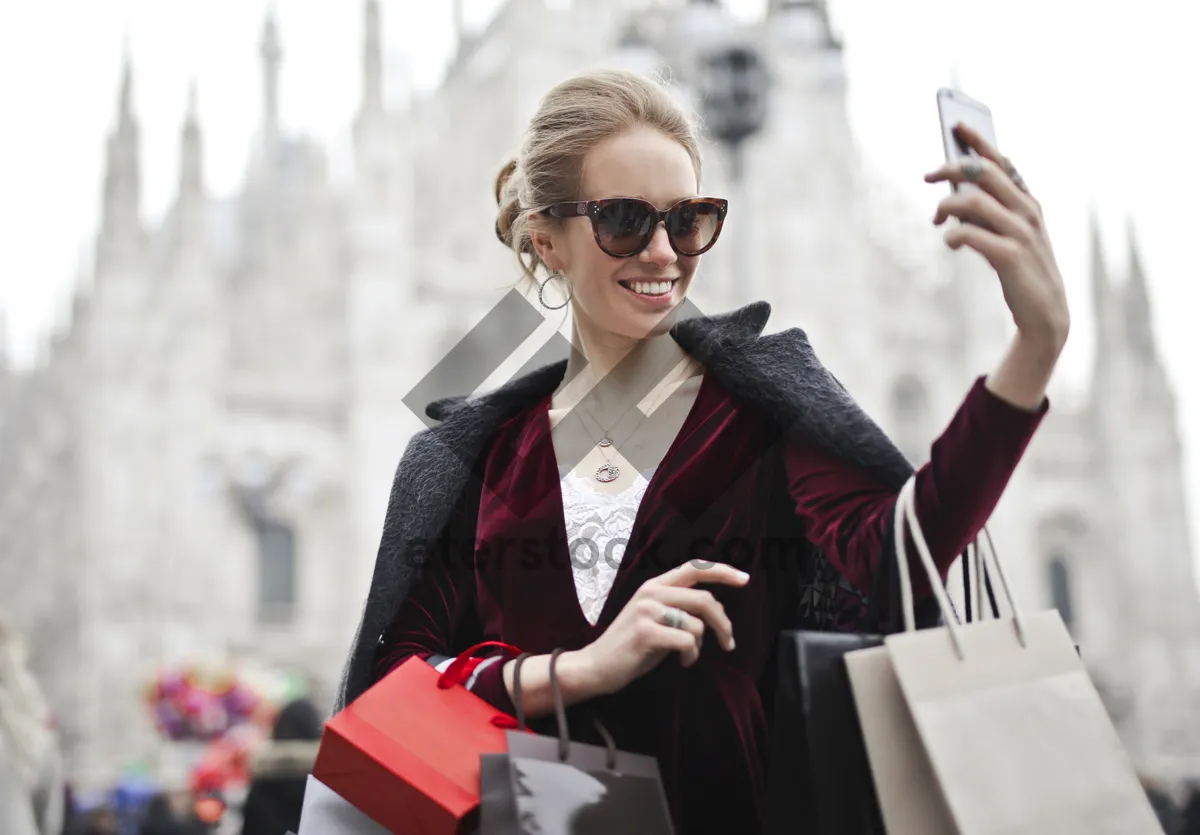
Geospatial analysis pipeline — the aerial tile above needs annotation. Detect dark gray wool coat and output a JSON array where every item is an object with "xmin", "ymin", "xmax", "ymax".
[{"xmin": 333, "ymin": 300, "xmax": 945, "ymax": 712}]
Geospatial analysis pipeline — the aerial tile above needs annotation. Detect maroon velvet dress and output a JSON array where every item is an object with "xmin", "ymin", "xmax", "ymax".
[{"xmin": 373, "ymin": 372, "xmax": 1047, "ymax": 835}]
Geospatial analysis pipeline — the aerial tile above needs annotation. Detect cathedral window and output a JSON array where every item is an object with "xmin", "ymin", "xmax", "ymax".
[
  {"xmin": 1048, "ymin": 554, "xmax": 1074, "ymax": 628},
  {"xmin": 255, "ymin": 515, "xmax": 297, "ymax": 624}
]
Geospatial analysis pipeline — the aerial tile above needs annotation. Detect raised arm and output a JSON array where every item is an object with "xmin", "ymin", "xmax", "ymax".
[
  {"xmin": 783, "ymin": 117, "xmax": 1068, "ymax": 598},
  {"xmin": 786, "ymin": 375, "xmax": 1048, "ymax": 597}
]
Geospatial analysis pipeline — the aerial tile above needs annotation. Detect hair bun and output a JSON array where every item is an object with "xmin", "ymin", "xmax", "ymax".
[
  {"xmin": 494, "ymin": 157, "xmax": 521, "ymax": 246},
  {"xmin": 494, "ymin": 157, "xmax": 519, "ymax": 206}
]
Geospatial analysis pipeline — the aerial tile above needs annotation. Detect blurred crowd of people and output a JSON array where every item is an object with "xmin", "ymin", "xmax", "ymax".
[
  {"xmin": 5, "ymin": 699, "xmax": 321, "ymax": 835},
  {"xmin": 55, "ymin": 698, "xmax": 320, "ymax": 835},
  {"xmin": 1, "ymin": 614, "xmax": 322, "ymax": 835}
]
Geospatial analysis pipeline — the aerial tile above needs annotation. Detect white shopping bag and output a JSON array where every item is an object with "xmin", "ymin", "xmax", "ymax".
[
  {"xmin": 860, "ymin": 476, "xmax": 1163, "ymax": 835},
  {"xmin": 845, "ymin": 512, "xmax": 994, "ymax": 835},
  {"xmin": 295, "ymin": 774, "xmax": 393, "ymax": 835}
]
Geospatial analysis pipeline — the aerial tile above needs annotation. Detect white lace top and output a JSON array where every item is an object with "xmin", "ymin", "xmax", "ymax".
[{"xmin": 561, "ymin": 467, "xmax": 656, "ymax": 625}]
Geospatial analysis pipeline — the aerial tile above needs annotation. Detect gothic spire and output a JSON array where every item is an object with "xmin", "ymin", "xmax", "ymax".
[
  {"xmin": 119, "ymin": 39, "xmax": 134, "ymax": 126},
  {"xmin": 179, "ymin": 79, "xmax": 203, "ymax": 197},
  {"xmin": 112, "ymin": 42, "xmax": 138, "ymax": 148},
  {"xmin": 99, "ymin": 43, "xmax": 142, "ymax": 259},
  {"xmin": 175, "ymin": 78, "xmax": 207, "ymax": 256},
  {"xmin": 260, "ymin": 6, "xmax": 282, "ymax": 148},
  {"xmin": 362, "ymin": 0, "xmax": 383, "ymax": 115},
  {"xmin": 1088, "ymin": 208, "xmax": 1114, "ymax": 363},
  {"xmin": 1123, "ymin": 217, "xmax": 1156, "ymax": 358}
]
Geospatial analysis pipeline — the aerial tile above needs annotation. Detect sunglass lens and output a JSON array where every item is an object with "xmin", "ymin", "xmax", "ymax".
[
  {"xmin": 594, "ymin": 200, "xmax": 655, "ymax": 256},
  {"xmin": 666, "ymin": 202, "xmax": 722, "ymax": 256}
]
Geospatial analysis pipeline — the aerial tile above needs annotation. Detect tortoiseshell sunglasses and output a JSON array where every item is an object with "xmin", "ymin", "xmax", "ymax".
[{"xmin": 543, "ymin": 196, "xmax": 729, "ymax": 258}]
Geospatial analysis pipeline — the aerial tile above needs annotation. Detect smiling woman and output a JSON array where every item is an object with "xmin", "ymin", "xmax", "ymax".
[{"xmin": 344, "ymin": 68, "xmax": 1061, "ymax": 835}]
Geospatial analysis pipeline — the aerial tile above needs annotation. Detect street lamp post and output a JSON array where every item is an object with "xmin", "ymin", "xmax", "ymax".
[{"xmin": 698, "ymin": 43, "xmax": 769, "ymax": 306}]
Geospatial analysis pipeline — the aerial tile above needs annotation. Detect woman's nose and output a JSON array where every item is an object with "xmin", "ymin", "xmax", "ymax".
[{"xmin": 639, "ymin": 223, "xmax": 677, "ymax": 267}]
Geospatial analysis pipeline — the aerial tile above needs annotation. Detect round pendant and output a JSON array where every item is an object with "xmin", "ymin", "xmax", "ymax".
[
  {"xmin": 595, "ymin": 463, "xmax": 620, "ymax": 483},
  {"xmin": 598, "ymin": 436, "xmax": 613, "ymax": 448}
]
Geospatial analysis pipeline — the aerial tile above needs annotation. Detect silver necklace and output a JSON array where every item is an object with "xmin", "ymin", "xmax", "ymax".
[
  {"xmin": 575, "ymin": 405, "xmax": 645, "ymax": 483},
  {"xmin": 574, "ymin": 358, "xmax": 694, "ymax": 483}
]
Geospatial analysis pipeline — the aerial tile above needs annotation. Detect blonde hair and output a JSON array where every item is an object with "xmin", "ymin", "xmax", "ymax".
[{"xmin": 494, "ymin": 68, "xmax": 704, "ymax": 285}]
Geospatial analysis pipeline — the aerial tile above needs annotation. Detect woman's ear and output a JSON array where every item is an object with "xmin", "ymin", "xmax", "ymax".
[{"xmin": 529, "ymin": 212, "xmax": 564, "ymax": 273}]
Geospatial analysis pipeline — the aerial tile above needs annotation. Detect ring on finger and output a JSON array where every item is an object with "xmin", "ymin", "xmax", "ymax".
[
  {"xmin": 961, "ymin": 157, "xmax": 984, "ymax": 181},
  {"xmin": 660, "ymin": 606, "xmax": 687, "ymax": 630},
  {"xmin": 1002, "ymin": 157, "xmax": 1031, "ymax": 193}
]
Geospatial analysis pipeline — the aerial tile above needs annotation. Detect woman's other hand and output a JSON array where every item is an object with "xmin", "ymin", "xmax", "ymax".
[
  {"xmin": 500, "ymin": 561, "xmax": 749, "ymax": 717},
  {"xmin": 575, "ymin": 561, "xmax": 749, "ymax": 697}
]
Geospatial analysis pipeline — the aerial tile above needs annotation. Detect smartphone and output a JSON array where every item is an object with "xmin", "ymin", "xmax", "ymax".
[{"xmin": 936, "ymin": 87, "xmax": 997, "ymax": 196}]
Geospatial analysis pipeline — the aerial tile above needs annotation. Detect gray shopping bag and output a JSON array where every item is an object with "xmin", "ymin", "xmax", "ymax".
[{"xmin": 874, "ymin": 476, "xmax": 1163, "ymax": 835}]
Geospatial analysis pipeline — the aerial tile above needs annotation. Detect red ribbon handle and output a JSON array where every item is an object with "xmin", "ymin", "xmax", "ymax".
[{"xmin": 436, "ymin": 640, "xmax": 523, "ymax": 690}]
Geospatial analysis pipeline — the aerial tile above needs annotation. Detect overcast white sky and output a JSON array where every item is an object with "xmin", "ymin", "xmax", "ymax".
[{"xmin": 1, "ymin": 0, "xmax": 1198, "ymax": 577}]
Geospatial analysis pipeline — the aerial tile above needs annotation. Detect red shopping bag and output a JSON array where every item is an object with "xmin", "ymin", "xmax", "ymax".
[{"xmin": 313, "ymin": 641, "xmax": 523, "ymax": 835}]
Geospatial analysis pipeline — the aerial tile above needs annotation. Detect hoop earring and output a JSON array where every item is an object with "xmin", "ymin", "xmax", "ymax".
[{"xmin": 538, "ymin": 272, "xmax": 572, "ymax": 310}]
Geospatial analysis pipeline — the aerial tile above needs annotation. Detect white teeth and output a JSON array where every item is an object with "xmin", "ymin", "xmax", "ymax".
[{"xmin": 628, "ymin": 280, "xmax": 673, "ymax": 296}]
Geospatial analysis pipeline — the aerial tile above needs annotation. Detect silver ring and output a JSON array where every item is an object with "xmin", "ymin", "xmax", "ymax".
[
  {"xmin": 1005, "ymin": 162, "xmax": 1030, "ymax": 194},
  {"xmin": 660, "ymin": 606, "xmax": 686, "ymax": 630},
  {"xmin": 961, "ymin": 158, "xmax": 984, "ymax": 181}
]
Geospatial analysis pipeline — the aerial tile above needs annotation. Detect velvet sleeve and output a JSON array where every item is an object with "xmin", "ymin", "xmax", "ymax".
[
  {"xmin": 785, "ymin": 375, "xmax": 1048, "ymax": 595},
  {"xmin": 371, "ymin": 499, "xmax": 476, "ymax": 680},
  {"xmin": 370, "ymin": 481, "xmax": 519, "ymax": 716}
]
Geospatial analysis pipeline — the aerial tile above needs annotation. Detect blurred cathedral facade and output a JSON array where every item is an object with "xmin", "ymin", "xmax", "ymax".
[{"xmin": 0, "ymin": 0, "xmax": 1197, "ymax": 791}]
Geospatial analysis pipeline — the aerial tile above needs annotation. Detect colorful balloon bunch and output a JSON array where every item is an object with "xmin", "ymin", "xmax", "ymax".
[{"xmin": 145, "ymin": 665, "xmax": 267, "ymax": 742}]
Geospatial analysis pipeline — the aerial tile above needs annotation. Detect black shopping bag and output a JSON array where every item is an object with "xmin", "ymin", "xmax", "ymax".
[
  {"xmin": 766, "ymin": 631, "xmax": 888, "ymax": 835},
  {"xmin": 479, "ymin": 650, "xmax": 676, "ymax": 835},
  {"xmin": 766, "ymin": 529, "xmax": 998, "ymax": 835}
]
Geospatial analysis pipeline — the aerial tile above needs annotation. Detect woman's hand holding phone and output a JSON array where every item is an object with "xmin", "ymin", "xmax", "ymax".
[{"xmin": 926, "ymin": 120, "xmax": 1070, "ymax": 410}]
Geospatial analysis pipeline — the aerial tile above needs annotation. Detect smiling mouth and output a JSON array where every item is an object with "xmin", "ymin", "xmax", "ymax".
[{"xmin": 618, "ymin": 279, "xmax": 677, "ymax": 298}]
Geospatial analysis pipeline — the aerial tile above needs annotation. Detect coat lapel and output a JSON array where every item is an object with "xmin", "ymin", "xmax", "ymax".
[
  {"xmin": 336, "ymin": 302, "xmax": 921, "ymax": 710},
  {"xmin": 671, "ymin": 301, "xmax": 914, "ymax": 491}
]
